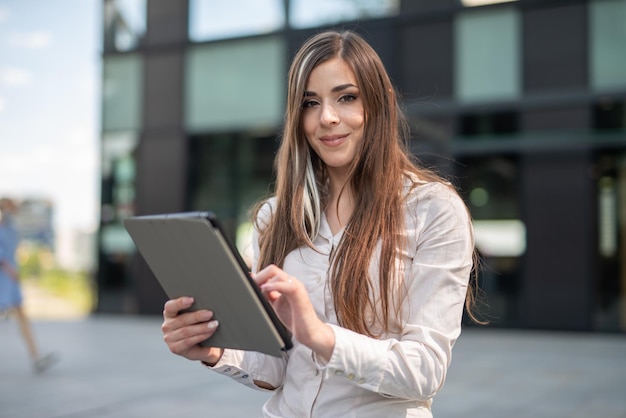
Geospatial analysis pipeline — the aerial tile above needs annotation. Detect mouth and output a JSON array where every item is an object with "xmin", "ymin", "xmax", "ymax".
[{"xmin": 319, "ymin": 133, "xmax": 349, "ymax": 146}]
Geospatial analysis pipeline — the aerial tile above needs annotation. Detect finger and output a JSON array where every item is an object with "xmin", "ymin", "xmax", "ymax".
[
  {"xmin": 166, "ymin": 330, "xmax": 214, "ymax": 356},
  {"xmin": 262, "ymin": 274, "xmax": 297, "ymax": 294},
  {"xmin": 253, "ymin": 264, "xmax": 282, "ymax": 286},
  {"xmin": 163, "ymin": 321, "xmax": 219, "ymax": 358},
  {"xmin": 163, "ymin": 297, "xmax": 194, "ymax": 319},
  {"xmin": 162, "ymin": 309, "xmax": 215, "ymax": 336},
  {"xmin": 164, "ymin": 319, "xmax": 219, "ymax": 346},
  {"xmin": 263, "ymin": 289, "xmax": 282, "ymax": 303}
]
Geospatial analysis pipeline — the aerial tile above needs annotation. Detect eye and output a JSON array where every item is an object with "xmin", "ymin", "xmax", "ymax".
[
  {"xmin": 338, "ymin": 94, "xmax": 357, "ymax": 103},
  {"xmin": 302, "ymin": 99, "xmax": 319, "ymax": 109}
]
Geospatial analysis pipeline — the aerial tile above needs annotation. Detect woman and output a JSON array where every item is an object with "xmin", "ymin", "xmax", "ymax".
[
  {"xmin": 0, "ymin": 198, "xmax": 58, "ymax": 374},
  {"xmin": 162, "ymin": 30, "xmax": 477, "ymax": 417}
]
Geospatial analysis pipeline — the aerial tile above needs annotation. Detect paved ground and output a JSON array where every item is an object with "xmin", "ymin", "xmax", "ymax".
[{"xmin": 1, "ymin": 315, "xmax": 625, "ymax": 418}]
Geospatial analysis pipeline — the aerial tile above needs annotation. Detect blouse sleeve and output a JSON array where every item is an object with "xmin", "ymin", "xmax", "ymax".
[
  {"xmin": 207, "ymin": 199, "xmax": 289, "ymax": 391},
  {"xmin": 318, "ymin": 183, "xmax": 474, "ymax": 401}
]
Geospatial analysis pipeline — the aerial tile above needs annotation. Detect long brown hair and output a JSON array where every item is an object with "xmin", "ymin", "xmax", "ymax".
[{"xmin": 254, "ymin": 31, "xmax": 477, "ymax": 336}]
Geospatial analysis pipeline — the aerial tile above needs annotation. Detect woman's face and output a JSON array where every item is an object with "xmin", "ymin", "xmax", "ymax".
[{"xmin": 301, "ymin": 57, "xmax": 364, "ymax": 178}]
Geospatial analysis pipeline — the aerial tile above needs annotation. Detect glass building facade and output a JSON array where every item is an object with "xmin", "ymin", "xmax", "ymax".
[{"xmin": 97, "ymin": 0, "xmax": 626, "ymax": 332}]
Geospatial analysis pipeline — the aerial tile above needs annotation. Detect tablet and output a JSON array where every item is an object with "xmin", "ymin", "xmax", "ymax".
[{"xmin": 123, "ymin": 211, "xmax": 292, "ymax": 357}]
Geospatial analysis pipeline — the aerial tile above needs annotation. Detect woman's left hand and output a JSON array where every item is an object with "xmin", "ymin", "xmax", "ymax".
[{"xmin": 253, "ymin": 264, "xmax": 335, "ymax": 363}]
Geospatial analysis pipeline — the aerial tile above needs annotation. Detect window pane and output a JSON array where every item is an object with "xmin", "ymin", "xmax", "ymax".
[
  {"xmin": 189, "ymin": 0, "xmax": 285, "ymax": 41},
  {"xmin": 457, "ymin": 156, "xmax": 523, "ymax": 327},
  {"xmin": 103, "ymin": 0, "xmax": 146, "ymax": 52},
  {"xmin": 455, "ymin": 7, "xmax": 520, "ymax": 102},
  {"xmin": 593, "ymin": 101, "xmax": 626, "ymax": 131},
  {"xmin": 102, "ymin": 55, "xmax": 142, "ymax": 131},
  {"xmin": 460, "ymin": 111, "xmax": 519, "ymax": 137},
  {"xmin": 590, "ymin": 0, "xmax": 626, "ymax": 90},
  {"xmin": 100, "ymin": 131, "xmax": 138, "ymax": 255},
  {"xmin": 188, "ymin": 133, "xmax": 278, "ymax": 265},
  {"xmin": 594, "ymin": 153, "xmax": 626, "ymax": 332},
  {"xmin": 185, "ymin": 37, "xmax": 285, "ymax": 132},
  {"xmin": 289, "ymin": 0, "xmax": 399, "ymax": 29},
  {"xmin": 101, "ymin": 131, "xmax": 139, "ymax": 221}
]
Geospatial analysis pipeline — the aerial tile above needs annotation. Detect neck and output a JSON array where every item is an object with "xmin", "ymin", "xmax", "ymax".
[
  {"xmin": 325, "ymin": 174, "xmax": 354, "ymax": 235},
  {"xmin": 327, "ymin": 167, "xmax": 351, "ymax": 199}
]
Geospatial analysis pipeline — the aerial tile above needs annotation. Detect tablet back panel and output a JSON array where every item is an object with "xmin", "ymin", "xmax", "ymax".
[{"xmin": 124, "ymin": 212, "xmax": 289, "ymax": 357}]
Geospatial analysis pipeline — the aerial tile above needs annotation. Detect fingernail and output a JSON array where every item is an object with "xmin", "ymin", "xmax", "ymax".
[
  {"xmin": 207, "ymin": 320, "xmax": 219, "ymax": 330},
  {"xmin": 183, "ymin": 297, "xmax": 194, "ymax": 305}
]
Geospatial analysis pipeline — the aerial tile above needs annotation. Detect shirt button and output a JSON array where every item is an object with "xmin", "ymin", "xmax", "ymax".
[
  {"xmin": 358, "ymin": 378, "xmax": 366, "ymax": 384},
  {"xmin": 334, "ymin": 370, "xmax": 343, "ymax": 376},
  {"xmin": 347, "ymin": 373, "xmax": 355, "ymax": 380}
]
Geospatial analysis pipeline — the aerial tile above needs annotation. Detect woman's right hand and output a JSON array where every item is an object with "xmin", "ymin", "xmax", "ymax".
[{"xmin": 161, "ymin": 297, "xmax": 224, "ymax": 365}]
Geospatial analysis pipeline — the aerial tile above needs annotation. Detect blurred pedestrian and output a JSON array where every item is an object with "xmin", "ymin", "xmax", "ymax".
[
  {"xmin": 0, "ymin": 197, "xmax": 58, "ymax": 373},
  {"xmin": 161, "ymin": 30, "xmax": 480, "ymax": 417}
]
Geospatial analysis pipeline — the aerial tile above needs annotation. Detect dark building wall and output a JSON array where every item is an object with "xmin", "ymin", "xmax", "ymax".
[
  {"xmin": 518, "ymin": 1, "xmax": 596, "ymax": 330},
  {"xmin": 521, "ymin": 107, "xmax": 591, "ymax": 131},
  {"xmin": 400, "ymin": 18, "xmax": 454, "ymax": 100},
  {"xmin": 521, "ymin": 150, "xmax": 595, "ymax": 330},
  {"xmin": 522, "ymin": 2, "xmax": 588, "ymax": 92}
]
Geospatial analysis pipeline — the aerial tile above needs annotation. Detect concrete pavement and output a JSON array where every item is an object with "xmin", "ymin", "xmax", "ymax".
[{"xmin": 1, "ymin": 315, "xmax": 625, "ymax": 418}]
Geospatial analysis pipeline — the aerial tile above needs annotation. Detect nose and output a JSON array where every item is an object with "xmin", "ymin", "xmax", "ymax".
[{"xmin": 320, "ymin": 103, "xmax": 339, "ymax": 126}]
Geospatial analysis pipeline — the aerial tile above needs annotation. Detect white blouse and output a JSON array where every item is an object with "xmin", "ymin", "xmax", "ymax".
[{"xmin": 209, "ymin": 180, "xmax": 474, "ymax": 418}]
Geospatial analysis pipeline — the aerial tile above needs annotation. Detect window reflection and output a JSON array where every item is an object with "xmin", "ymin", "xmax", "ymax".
[
  {"xmin": 185, "ymin": 37, "xmax": 285, "ymax": 132},
  {"xmin": 103, "ymin": 0, "xmax": 146, "ymax": 52},
  {"xmin": 473, "ymin": 219, "xmax": 526, "ymax": 258},
  {"xmin": 189, "ymin": 0, "xmax": 285, "ymax": 42},
  {"xmin": 102, "ymin": 54, "xmax": 143, "ymax": 131},
  {"xmin": 590, "ymin": 0, "xmax": 626, "ymax": 90},
  {"xmin": 289, "ymin": 0, "xmax": 399, "ymax": 29},
  {"xmin": 460, "ymin": 111, "xmax": 519, "ymax": 137},
  {"xmin": 593, "ymin": 101, "xmax": 626, "ymax": 131},
  {"xmin": 458, "ymin": 156, "xmax": 523, "ymax": 327},
  {"xmin": 188, "ymin": 132, "xmax": 278, "ymax": 266},
  {"xmin": 97, "ymin": 131, "xmax": 139, "ymax": 310},
  {"xmin": 101, "ymin": 131, "xmax": 138, "ymax": 224},
  {"xmin": 455, "ymin": 6, "xmax": 520, "ymax": 102},
  {"xmin": 594, "ymin": 153, "xmax": 626, "ymax": 332}
]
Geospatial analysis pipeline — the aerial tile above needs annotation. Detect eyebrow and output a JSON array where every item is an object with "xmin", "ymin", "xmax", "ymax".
[{"xmin": 303, "ymin": 83, "xmax": 358, "ymax": 97}]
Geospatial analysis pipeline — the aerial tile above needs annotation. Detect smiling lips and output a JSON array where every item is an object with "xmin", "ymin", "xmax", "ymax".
[{"xmin": 319, "ymin": 133, "xmax": 349, "ymax": 147}]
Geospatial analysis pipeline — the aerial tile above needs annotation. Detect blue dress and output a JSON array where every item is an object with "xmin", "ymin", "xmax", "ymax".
[{"xmin": 0, "ymin": 217, "xmax": 23, "ymax": 310}]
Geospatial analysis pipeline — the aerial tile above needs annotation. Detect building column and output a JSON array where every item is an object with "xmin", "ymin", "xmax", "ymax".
[
  {"xmin": 132, "ymin": 0, "xmax": 189, "ymax": 314},
  {"xmin": 520, "ymin": 149, "xmax": 595, "ymax": 330}
]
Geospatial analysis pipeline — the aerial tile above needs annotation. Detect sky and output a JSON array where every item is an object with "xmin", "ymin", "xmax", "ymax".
[{"xmin": 0, "ymin": 0, "xmax": 100, "ymax": 232}]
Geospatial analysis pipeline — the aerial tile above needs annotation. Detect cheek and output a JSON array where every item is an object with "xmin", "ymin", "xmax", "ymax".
[
  {"xmin": 344, "ymin": 107, "xmax": 364, "ymax": 130},
  {"xmin": 301, "ymin": 113, "xmax": 316, "ymax": 138}
]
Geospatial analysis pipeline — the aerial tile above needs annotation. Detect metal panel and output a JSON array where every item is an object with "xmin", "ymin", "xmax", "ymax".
[
  {"xmin": 521, "ymin": 150, "xmax": 595, "ymax": 330},
  {"xmin": 523, "ymin": 2, "xmax": 587, "ymax": 92}
]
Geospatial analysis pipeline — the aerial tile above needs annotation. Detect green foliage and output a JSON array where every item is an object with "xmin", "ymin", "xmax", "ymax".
[
  {"xmin": 20, "ymin": 247, "xmax": 43, "ymax": 278},
  {"xmin": 35, "ymin": 268, "xmax": 96, "ymax": 313}
]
